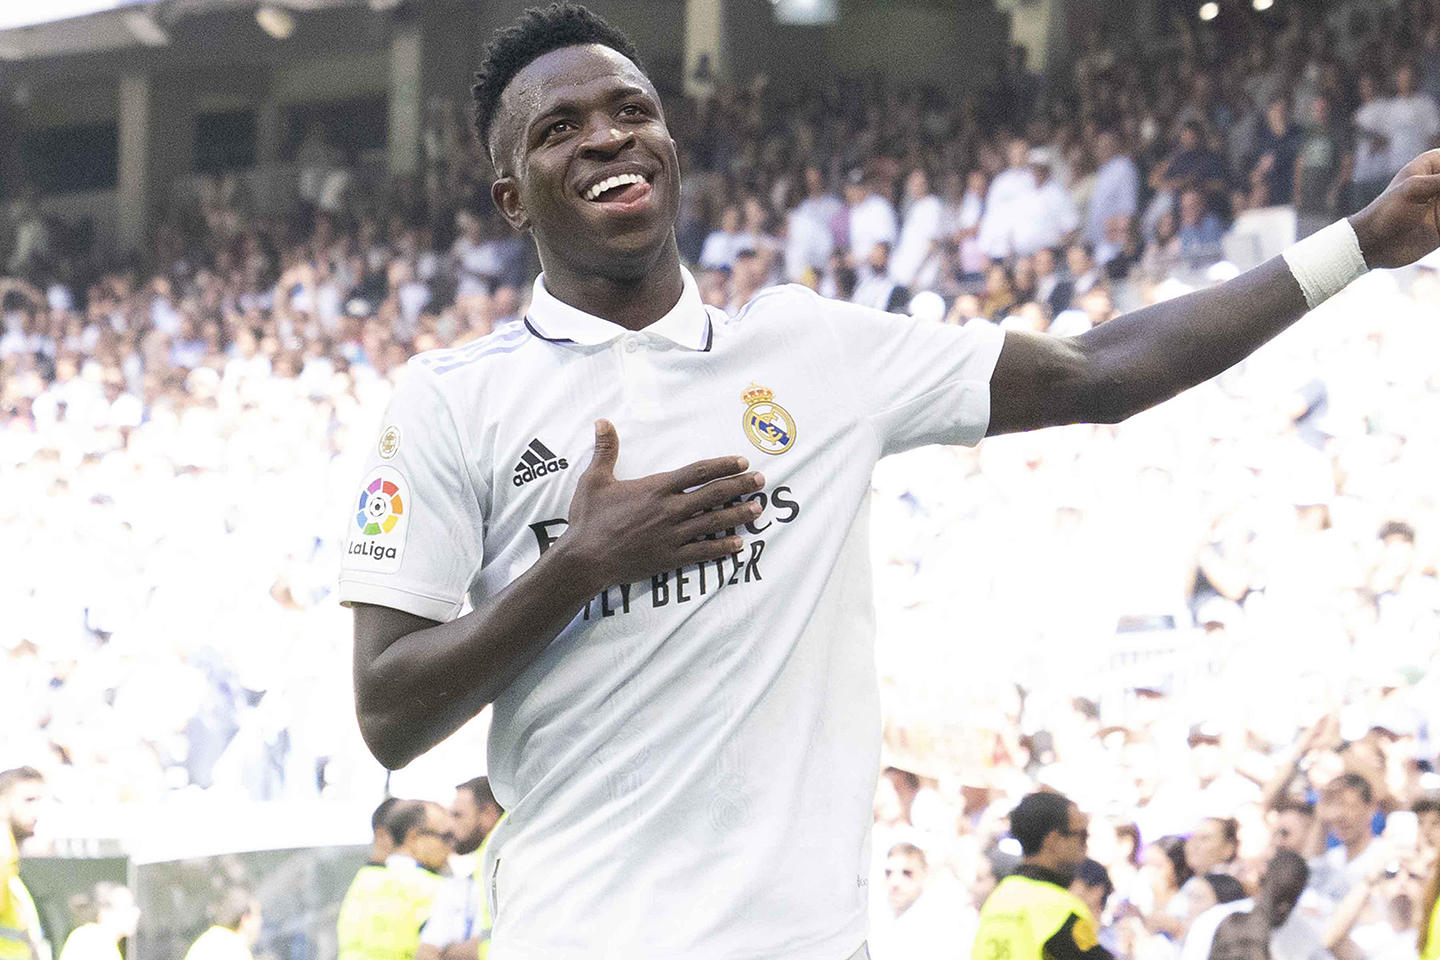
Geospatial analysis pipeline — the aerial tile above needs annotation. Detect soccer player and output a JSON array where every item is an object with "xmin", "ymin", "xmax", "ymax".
[{"xmin": 338, "ymin": 5, "xmax": 1440, "ymax": 957}]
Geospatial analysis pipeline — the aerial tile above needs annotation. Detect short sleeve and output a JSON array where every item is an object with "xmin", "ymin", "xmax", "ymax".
[
  {"xmin": 813, "ymin": 296, "xmax": 1006, "ymax": 456},
  {"xmin": 338, "ymin": 363, "xmax": 485, "ymax": 621}
]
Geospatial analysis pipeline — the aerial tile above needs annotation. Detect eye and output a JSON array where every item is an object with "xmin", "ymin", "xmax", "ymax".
[
  {"xmin": 543, "ymin": 119, "xmax": 573, "ymax": 140},
  {"xmin": 619, "ymin": 103, "xmax": 646, "ymax": 119}
]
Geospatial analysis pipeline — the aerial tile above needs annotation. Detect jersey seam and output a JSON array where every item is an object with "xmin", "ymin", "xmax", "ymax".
[
  {"xmin": 338, "ymin": 580, "xmax": 462, "ymax": 606},
  {"xmin": 416, "ymin": 362, "xmax": 491, "ymax": 605}
]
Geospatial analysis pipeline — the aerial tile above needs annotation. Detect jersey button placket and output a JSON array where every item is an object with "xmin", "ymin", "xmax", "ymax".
[{"xmin": 617, "ymin": 334, "xmax": 664, "ymax": 418}]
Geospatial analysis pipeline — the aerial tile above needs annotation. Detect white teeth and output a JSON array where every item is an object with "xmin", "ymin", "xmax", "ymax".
[{"xmin": 584, "ymin": 173, "xmax": 646, "ymax": 201}]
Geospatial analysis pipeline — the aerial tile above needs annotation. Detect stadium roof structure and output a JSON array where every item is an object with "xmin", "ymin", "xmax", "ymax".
[{"xmin": 0, "ymin": 0, "xmax": 383, "ymax": 63}]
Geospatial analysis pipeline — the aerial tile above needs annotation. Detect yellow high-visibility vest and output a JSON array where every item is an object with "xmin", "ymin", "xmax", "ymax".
[
  {"xmin": 1, "ymin": 833, "xmax": 41, "ymax": 960},
  {"xmin": 973, "ymin": 872, "xmax": 1099, "ymax": 960},
  {"xmin": 337, "ymin": 863, "xmax": 442, "ymax": 960},
  {"xmin": 1421, "ymin": 892, "xmax": 1440, "ymax": 960}
]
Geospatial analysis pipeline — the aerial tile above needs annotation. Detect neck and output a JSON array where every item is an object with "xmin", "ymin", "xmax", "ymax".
[
  {"xmin": 1024, "ymin": 854, "xmax": 1066, "ymax": 875},
  {"xmin": 1344, "ymin": 833, "xmax": 1372, "ymax": 858},
  {"xmin": 539, "ymin": 238, "xmax": 685, "ymax": 332}
]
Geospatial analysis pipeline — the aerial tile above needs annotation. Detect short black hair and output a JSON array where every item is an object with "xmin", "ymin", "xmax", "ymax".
[
  {"xmin": 1009, "ymin": 791, "xmax": 1073, "ymax": 856},
  {"xmin": 1412, "ymin": 792, "xmax": 1440, "ymax": 816},
  {"xmin": 0, "ymin": 766, "xmax": 43, "ymax": 797},
  {"xmin": 1205, "ymin": 873, "xmax": 1247, "ymax": 905},
  {"xmin": 384, "ymin": 800, "xmax": 428, "ymax": 846},
  {"xmin": 471, "ymin": 2, "xmax": 645, "ymax": 157},
  {"xmin": 1325, "ymin": 772, "xmax": 1375, "ymax": 806},
  {"xmin": 371, "ymin": 795, "xmax": 402, "ymax": 833},
  {"xmin": 456, "ymin": 776, "xmax": 499, "ymax": 811},
  {"xmin": 1379, "ymin": 520, "xmax": 1416, "ymax": 543}
]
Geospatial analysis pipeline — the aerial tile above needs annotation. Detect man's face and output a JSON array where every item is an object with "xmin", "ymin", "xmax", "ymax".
[
  {"xmin": 1007, "ymin": 139, "xmax": 1029, "ymax": 168},
  {"xmin": 103, "ymin": 888, "xmax": 141, "ymax": 939},
  {"xmin": 1417, "ymin": 809, "xmax": 1440, "ymax": 851},
  {"xmin": 1055, "ymin": 806, "xmax": 1090, "ymax": 871},
  {"xmin": 1397, "ymin": 65, "xmax": 1415, "ymax": 96},
  {"xmin": 1323, "ymin": 785, "xmax": 1375, "ymax": 847},
  {"xmin": 411, "ymin": 805, "xmax": 456, "ymax": 872},
  {"xmin": 3, "ymin": 778, "xmax": 44, "ymax": 843},
  {"xmin": 1271, "ymin": 810, "xmax": 1313, "ymax": 854},
  {"xmin": 449, "ymin": 790, "xmax": 493, "ymax": 857},
  {"xmin": 1186, "ymin": 819, "xmax": 1234, "ymax": 873},
  {"xmin": 885, "ymin": 852, "xmax": 926, "ymax": 916},
  {"xmin": 490, "ymin": 44, "xmax": 680, "ymax": 278}
]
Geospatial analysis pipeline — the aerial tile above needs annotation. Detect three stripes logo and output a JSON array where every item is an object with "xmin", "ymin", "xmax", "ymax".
[{"xmin": 512, "ymin": 438, "xmax": 569, "ymax": 487}]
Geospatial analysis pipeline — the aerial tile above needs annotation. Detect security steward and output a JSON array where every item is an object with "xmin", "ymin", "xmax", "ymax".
[
  {"xmin": 1, "ymin": 768, "xmax": 47, "ymax": 960},
  {"xmin": 973, "ymin": 791, "xmax": 1111, "ymax": 960},
  {"xmin": 338, "ymin": 801, "xmax": 451, "ymax": 960}
]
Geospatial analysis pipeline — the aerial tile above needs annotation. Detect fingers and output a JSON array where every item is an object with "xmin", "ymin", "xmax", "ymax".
[
  {"xmin": 662, "ymin": 455, "xmax": 750, "ymax": 492},
  {"xmin": 1399, "ymin": 173, "xmax": 1440, "ymax": 202},
  {"xmin": 674, "ymin": 471, "xmax": 765, "ymax": 515},
  {"xmin": 674, "ymin": 499, "xmax": 762, "ymax": 543},
  {"xmin": 587, "ymin": 419, "xmax": 619, "ymax": 479},
  {"xmin": 671, "ymin": 535, "xmax": 746, "ymax": 568}
]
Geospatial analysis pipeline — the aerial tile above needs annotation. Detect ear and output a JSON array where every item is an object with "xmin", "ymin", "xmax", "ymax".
[{"xmin": 492, "ymin": 176, "xmax": 529, "ymax": 231}]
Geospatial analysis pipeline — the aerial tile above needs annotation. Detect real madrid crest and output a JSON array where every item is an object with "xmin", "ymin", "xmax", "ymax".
[
  {"xmin": 741, "ymin": 383, "xmax": 796, "ymax": 455},
  {"xmin": 378, "ymin": 425, "xmax": 402, "ymax": 460}
]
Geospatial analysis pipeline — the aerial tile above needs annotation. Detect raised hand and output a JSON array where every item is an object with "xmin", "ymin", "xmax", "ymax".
[
  {"xmin": 559, "ymin": 419, "xmax": 766, "ymax": 593},
  {"xmin": 1351, "ymin": 149, "xmax": 1440, "ymax": 269}
]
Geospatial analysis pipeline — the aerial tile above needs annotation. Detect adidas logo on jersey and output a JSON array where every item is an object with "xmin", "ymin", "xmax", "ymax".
[{"xmin": 513, "ymin": 438, "xmax": 569, "ymax": 487}]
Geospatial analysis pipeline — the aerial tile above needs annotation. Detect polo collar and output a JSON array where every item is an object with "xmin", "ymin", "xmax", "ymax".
[{"xmin": 524, "ymin": 266, "xmax": 713, "ymax": 351}]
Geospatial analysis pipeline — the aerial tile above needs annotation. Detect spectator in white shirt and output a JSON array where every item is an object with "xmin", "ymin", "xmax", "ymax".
[
  {"xmin": 871, "ymin": 843, "xmax": 965, "ymax": 960},
  {"xmin": 1350, "ymin": 72, "xmax": 1394, "ymax": 211},
  {"xmin": 889, "ymin": 169, "xmax": 945, "ymax": 289},
  {"xmin": 844, "ymin": 169, "xmax": 899, "ymax": 275},
  {"xmin": 784, "ymin": 166, "xmax": 842, "ymax": 284},
  {"xmin": 1378, "ymin": 63, "xmax": 1440, "ymax": 179},
  {"xmin": 1084, "ymin": 129, "xmax": 1141, "ymax": 248},
  {"xmin": 699, "ymin": 203, "xmax": 746, "ymax": 270},
  {"xmin": 1013, "ymin": 148, "xmax": 1082, "ymax": 257},
  {"xmin": 978, "ymin": 137, "xmax": 1041, "ymax": 260}
]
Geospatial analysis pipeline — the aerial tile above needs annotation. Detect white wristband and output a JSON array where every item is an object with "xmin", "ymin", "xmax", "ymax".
[{"xmin": 1282, "ymin": 219, "xmax": 1369, "ymax": 310}]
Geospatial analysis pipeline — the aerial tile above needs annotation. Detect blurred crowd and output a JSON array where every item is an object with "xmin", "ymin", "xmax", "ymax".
[{"xmin": 6, "ymin": 0, "xmax": 1440, "ymax": 956}]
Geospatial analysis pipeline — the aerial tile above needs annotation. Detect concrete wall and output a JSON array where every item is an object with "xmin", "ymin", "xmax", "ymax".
[{"xmin": 726, "ymin": 0, "xmax": 1009, "ymax": 94}]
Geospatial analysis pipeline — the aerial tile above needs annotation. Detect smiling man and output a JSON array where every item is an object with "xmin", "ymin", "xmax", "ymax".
[{"xmin": 338, "ymin": 4, "xmax": 1440, "ymax": 959}]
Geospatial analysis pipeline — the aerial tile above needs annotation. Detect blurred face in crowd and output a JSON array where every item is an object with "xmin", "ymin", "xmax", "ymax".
[
  {"xmin": 1180, "ymin": 190, "xmax": 1207, "ymax": 228},
  {"xmin": 1067, "ymin": 244, "xmax": 1092, "ymax": 276},
  {"xmin": 1142, "ymin": 843, "xmax": 1181, "ymax": 892},
  {"xmin": 1186, "ymin": 818, "xmax": 1237, "ymax": 874},
  {"xmin": 805, "ymin": 166, "xmax": 824, "ymax": 197},
  {"xmin": 1270, "ymin": 808, "xmax": 1314, "ymax": 854},
  {"xmin": 970, "ymin": 855, "xmax": 999, "ymax": 908},
  {"xmin": 1321, "ymin": 783, "xmax": 1375, "ymax": 850},
  {"xmin": 450, "ymin": 789, "xmax": 499, "ymax": 857},
  {"xmin": 410, "ymin": 803, "xmax": 456, "ymax": 872},
  {"xmin": 1047, "ymin": 805, "xmax": 1091, "ymax": 873},
  {"xmin": 239, "ymin": 903, "xmax": 263, "ymax": 948},
  {"xmin": 720, "ymin": 204, "xmax": 741, "ymax": 233},
  {"xmin": 488, "ymin": 44, "xmax": 680, "ymax": 277},
  {"xmin": 1034, "ymin": 247, "xmax": 1057, "ymax": 278},
  {"xmin": 885, "ymin": 850, "xmax": 927, "ymax": 916},
  {"xmin": 1071, "ymin": 877, "xmax": 1108, "ymax": 923},
  {"xmin": 905, "ymin": 168, "xmax": 929, "ymax": 201},
  {"xmin": 101, "ymin": 887, "xmax": 141, "ymax": 941},
  {"xmin": 1007, "ymin": 138, "xmax": 1030, "ymax": 169},
  {"xmin": 1, "ymin": 776, "xmax": 44, "ymax": 843},
  {"xmin": 1417, "ymin": 808, "xmax": 1440, "ymax": 852},
  {"xmin": 1396, "ymin": 65, "xmax": 1416, "ymax": 96}
]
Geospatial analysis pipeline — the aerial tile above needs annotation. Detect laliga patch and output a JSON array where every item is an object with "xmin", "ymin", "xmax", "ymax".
[{"xmin": 343, "ymin": 466, "xmax": 409, "ymax": 573}]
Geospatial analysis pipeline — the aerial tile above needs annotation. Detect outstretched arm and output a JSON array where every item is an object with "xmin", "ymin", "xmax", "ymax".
[{"xmin": 988, "ymin": 150, "xmax": 1440, "ymax": 436}]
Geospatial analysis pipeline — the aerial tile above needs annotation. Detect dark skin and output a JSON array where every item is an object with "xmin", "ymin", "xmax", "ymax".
[{"xmin": 354, "ymin": 42, "xmax": 1440, "ymax": 770}]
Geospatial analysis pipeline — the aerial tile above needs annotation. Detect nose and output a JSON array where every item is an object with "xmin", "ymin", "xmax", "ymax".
[{"xmin": 579, "ymin": 116, "xmax": 634, "ymax": 158}]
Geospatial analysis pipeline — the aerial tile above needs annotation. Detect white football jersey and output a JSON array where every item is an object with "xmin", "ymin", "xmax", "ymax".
[{"xmin": 339, "ymin": 268, "xmax": 1004, "ymax": 960}]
